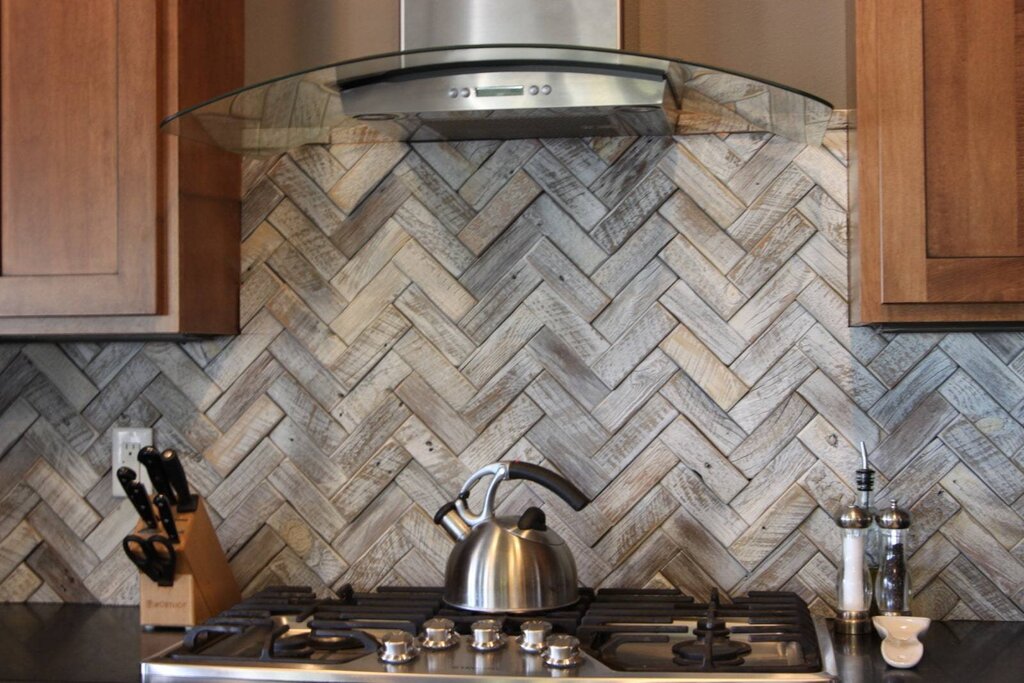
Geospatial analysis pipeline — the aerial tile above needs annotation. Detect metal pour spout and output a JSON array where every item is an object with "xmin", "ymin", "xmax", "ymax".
[{"xmin": 433, "ymin": 500, "xmax": 471, "ymax": 542}]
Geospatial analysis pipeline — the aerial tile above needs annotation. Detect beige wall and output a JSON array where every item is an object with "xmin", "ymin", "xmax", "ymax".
[{"xmin": 246, "ymin": 0, "xmax": 850, "ymax": 107}]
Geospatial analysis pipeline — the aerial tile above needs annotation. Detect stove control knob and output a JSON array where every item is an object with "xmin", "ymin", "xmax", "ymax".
[
  {"xmin": 543, "ymin": 634, "xmax": 583, "ymax": 669},
  {"xmin": 421, "ymin": 617, "xmax": 458, "ymax": 650},
  {"xmin": 379, "ymin": 631, "xmax": 418, "ymax": 664},
  {"xmin": 470, "ymin": 619, "xmax": 505, "ymax": 651},
  {"xmin": 517, "ymin": 620, "xmax": 552, "ymax": 653}
]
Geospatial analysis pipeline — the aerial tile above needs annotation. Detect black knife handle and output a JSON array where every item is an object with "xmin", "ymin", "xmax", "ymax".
[
  {"xmin": 116, "ymin": 466, "xmax": 137, "ymax": 491},
  {"xmin": 127, "ymin": 482, "xmax": 158, "ymax": 529},
  {"xmin": 160, "ymin": 449, "xmax": 197, "ymax": 512},
  {"xmin": 153, "ymin": 494, "xmax": 179, "ymax": 543},
  {"xmin": 138, "ymin": 446, "xmax": 176, "ymax": 504},
  {"xmin": 118, "ymin": 467, "xmax": 160, "ymax": 529}
]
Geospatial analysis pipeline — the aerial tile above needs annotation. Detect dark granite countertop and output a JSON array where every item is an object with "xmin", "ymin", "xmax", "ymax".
[
  {"xmin": 0, "ymin": 605, "xmax": 178, "ymax": 683},
  {"xmin": 0, "ymin": 604, "xmax": 1021, "ymax": 682},
  {"xmin": 831, "ymin": 620, "xmax": 1024, "ymax": 682}
]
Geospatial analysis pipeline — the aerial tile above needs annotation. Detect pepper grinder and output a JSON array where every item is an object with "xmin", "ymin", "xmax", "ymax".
[
  {"xmin": 875, "ymin": 499, "xmax": 912, "ymax": 616},
  {"xmin": 835, "ymin": 504, "xmax": 873, "ymax": 634}
]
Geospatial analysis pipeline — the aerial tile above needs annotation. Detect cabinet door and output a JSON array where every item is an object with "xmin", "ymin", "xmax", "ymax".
[
  {"xmin": 0, "ymin": 0, "xmax": 157, "ymax": 317},
  {"xmin": 860, "ymin": 0, "xmax": 1024, "ymax": 307}
]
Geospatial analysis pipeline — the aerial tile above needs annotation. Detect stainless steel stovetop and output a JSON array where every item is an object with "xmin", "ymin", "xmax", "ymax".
[{"xmin": 142, "ymin": 586, "xmax": 838, "ymax": 682}]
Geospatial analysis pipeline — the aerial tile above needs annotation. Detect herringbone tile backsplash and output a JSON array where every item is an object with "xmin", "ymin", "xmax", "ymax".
[{"xmin": 1, "ymin": 121, "xmax": 1023, "ymax": 620}]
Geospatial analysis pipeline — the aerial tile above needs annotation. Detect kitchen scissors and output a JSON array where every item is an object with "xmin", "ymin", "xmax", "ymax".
[{"xmin": 123, "ymin": 534, "xmax": 176, "ymax": 586}]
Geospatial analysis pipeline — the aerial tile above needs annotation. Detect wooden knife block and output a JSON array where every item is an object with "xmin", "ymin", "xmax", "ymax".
[{"xmin": 134, "ymin": 497, "xmax": 240, "ymax": 627}]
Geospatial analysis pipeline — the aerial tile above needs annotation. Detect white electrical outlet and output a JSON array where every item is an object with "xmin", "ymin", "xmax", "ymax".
[{"xmin": 111, "ymin": 427, "xmax": 154, "ymax": 498}]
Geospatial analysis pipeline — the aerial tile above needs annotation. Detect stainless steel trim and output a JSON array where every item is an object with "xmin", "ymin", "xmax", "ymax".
[
  {"xmin": 400, "ymin": 0, "xmax": 621, "ymax": 51},
  {"xmin": 835, "ymin": 610, "xmax": 871, "ymax": 634},
  {"xmin": 815, "ymin": 616, "xmax": 840, "ymax": 680},
  {"xmin": 340, "ymin": 69, "xmax": 665, "ymax": 117}
]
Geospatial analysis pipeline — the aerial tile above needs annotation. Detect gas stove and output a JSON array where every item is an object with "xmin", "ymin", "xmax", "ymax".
[{"xmin": 142, "ymin": 585, "xmax": 838, "ymax": 682}]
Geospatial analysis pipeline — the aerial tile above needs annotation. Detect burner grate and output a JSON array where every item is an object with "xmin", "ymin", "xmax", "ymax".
[{"xmin": 577, "ymin": 587, "xmax": 822, "ymax": 674}]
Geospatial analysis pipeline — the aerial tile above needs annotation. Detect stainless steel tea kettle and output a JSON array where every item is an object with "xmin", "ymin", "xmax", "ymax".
[{"xmin": 433, "ymin": 461, "xmax": 589, "ymax": 613}]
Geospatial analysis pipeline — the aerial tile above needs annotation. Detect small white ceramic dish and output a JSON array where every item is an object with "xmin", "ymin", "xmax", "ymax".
[{"xmin": 872, "ymin": 616, "xmax": 931, "ymax": 669}]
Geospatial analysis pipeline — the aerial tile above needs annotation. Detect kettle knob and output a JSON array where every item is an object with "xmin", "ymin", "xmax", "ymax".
[{"xmin": 517, "ymin": 507, "xmax": 547, "ymax": 531}]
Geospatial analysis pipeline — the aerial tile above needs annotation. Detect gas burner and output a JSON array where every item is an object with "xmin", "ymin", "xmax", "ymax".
[
  {"xmin": 307, "ymin": 621, "xmax": 381, "ymax": 653},
  {"xmin": 181, "ymin": 623, "xmax": 256, "ymax": 652},
  {"xmin": 671, "ymin": 589, "xmax": 752, "ymax": 669},
  {"xmin": 271, "ymin": 634, "xmax": 314, "ymax": 659},
  {"xmin": 306, "ymin": 631, "xmax": 370, "ymax": 651},
  {"xmin": 672, "ymin": 637, "xmax": 752, "ymax": 667}
]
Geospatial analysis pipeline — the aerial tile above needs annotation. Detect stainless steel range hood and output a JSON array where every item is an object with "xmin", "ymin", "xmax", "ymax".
[{"xmin": 162, "ymin": 0, "xmax": 832, "ymax": 156}]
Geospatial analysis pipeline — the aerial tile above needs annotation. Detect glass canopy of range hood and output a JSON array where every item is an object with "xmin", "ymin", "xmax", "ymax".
[{"xmin": 161, "ymin": 45, "xmax": 833, "ymax": 157}]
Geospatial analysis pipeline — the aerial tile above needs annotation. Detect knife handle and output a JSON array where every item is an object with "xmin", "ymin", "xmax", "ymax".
[
  {"xmin": 153, "ymin": 494, "xmax": 179, "ymax": 543},
  {"xmin": 138, "ymin": 446, "xmax": 177, "ymax": 505},
  {"xmin": 116, "ymin": 466, "xmax": 137, "ymax": 492},
  {"xmin": 117, "ymin": 467, "xmax": 156, "ymax": 528},
  {"xmin": 127, "ymin": 481, "xmax": 158, "ymax": 529},
  {"xmin": 160, "ymin": 449, "xmax": 197, "ymax": 512}
]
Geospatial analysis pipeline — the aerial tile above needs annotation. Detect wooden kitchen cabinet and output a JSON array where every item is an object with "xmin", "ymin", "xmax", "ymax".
[
  {"xmin": 0, "ymin": 0, "xmax": 242, "ymax": 335},
  {"xmin": 854, "ymin": 0, "xmax": 1024, "ymax": 323}
]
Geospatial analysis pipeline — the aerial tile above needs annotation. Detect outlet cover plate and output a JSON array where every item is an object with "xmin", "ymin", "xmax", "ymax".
[{"xmin": 111, "ymin": 427, "xmax": 153, "ymax": 498}]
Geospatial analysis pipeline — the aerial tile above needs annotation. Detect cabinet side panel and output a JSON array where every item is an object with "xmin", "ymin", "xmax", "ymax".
[{"xmin": 174, "ymin": 0, "xmax": 243, "ymax": 333}]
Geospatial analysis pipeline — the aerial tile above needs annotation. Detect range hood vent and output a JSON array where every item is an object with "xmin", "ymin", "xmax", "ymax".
[{"xmin": 163, "ymin": 2, "xmax": 832, "ymax": 156}]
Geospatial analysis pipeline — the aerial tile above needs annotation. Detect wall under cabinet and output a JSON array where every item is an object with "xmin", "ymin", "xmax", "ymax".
[{"xmin": 0, "ymin": 121, "xmax": 1022, "ymax": 619}]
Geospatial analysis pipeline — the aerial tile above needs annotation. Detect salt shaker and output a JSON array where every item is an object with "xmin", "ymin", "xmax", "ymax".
[
  {"xmin": 875, "ymin": 499, "xmax": 912, "ymax": 616},
  {"xmin": 835, "ymin": 504, "xmax": 873, "ymax": 634}
]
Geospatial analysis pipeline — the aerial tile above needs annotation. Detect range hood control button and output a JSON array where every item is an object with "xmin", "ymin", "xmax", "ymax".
[
  {"xmin": 541, "ymin": 85, "xmax": 552, "ymax": 95},
  {"xmin": 421, "ymin": 617, "xmax": 458, "ymax": 650},
  {"xmin": 379, "ymin": 631, "xmax": 418, "ymax": 664},
  {"xmin": 470, "ymin": 619, "xmax": 506, "ymax": 651},
  {"xmin": 517, "ymin": 620, "xmax": 551, "ymax": 653},
  {"xmin": 543, "ymin": 634, "xmax": 582, "ymax": 668},
  {"xmin": 528, "ymin": 85, "xmax": 539, "ymax": 95},
  {"xmin": 460, "ymin": 88, "xmax": 471, "ymax": 98},
  {"xmin": 448, "ymin": 88, "xmax": 459, "ymax": 98}
]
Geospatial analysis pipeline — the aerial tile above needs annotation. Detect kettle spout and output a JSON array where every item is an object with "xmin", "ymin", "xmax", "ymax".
[{"xmin": 433, "ymin": 500, "xmax": 470, "ymax": 542}]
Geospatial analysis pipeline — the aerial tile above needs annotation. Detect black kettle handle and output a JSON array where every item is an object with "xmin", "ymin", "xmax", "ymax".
[{"xmin": 507, "ymin": 462, "xmax": 588, "ymax": 511}]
